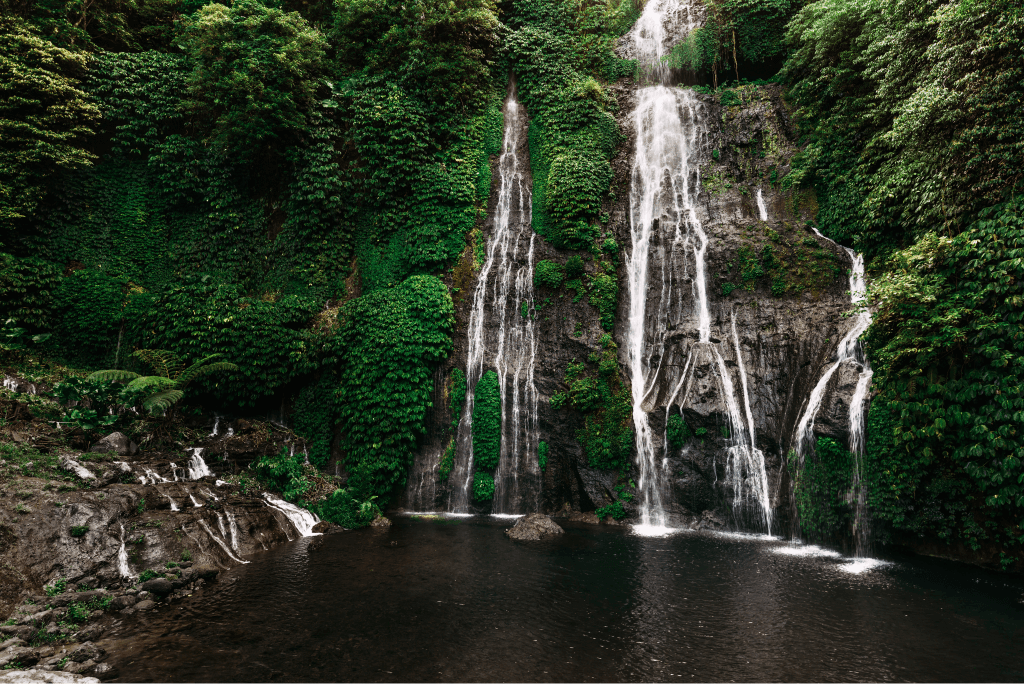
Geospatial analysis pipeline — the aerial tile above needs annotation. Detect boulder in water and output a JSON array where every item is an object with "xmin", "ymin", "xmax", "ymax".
[
  {"xmin": 505, "ymin": 513, "xmax": 564, "ymax": 541},
  {"xmin": 370, "ymin": 514, "xmax": 391, "ymax": 528},
  {"xmin": 140, "ymin": 578, "xmax": 172, "ymax": 597}
]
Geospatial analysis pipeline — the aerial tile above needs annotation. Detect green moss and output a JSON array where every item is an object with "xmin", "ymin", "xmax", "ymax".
[{"xmin": 534, "ymin": 260, "xmax": 564, "ymax": 289}]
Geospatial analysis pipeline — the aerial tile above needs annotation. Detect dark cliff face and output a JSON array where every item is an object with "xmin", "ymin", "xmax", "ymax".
[{"xmin": 405, "ymin": 83, "xmax": 864, "ymax": 533}]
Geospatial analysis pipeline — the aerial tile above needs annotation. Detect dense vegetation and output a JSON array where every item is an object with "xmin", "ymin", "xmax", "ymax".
[{"xmin": 784, "ymin": 0, "xmax": 1024, "ymax": 562}]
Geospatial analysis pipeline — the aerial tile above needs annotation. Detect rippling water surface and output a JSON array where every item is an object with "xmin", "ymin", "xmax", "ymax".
[{"xmin": 103, "ymin": 517, "xmax": 1024, "ymax": 682}]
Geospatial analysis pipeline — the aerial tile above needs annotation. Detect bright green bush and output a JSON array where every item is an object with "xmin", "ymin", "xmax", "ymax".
[
  {"xmin": 472, "ymin": 370, "xmax": 501, "ymax": 471},
  {"xmin": 534, "ymin": 260, "xmax": 565, "ymax": 289},
  {"xmin": 473, "ymin": 471, "xmax": 495, "ymax": 502},
  {"xmin": 666, "ymin": 414, "xmax": 691, "ymax": 448}
]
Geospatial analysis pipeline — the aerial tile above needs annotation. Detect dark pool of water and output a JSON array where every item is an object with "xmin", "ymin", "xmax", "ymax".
[{"xmin": 102, "ymin": 517, "xmax": 1024, "ymax": 682}]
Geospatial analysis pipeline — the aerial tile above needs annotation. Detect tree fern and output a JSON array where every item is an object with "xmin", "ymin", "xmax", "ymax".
[{"xmin": 86, "ymin": 369, "xmax": 141, "ymax": 383}]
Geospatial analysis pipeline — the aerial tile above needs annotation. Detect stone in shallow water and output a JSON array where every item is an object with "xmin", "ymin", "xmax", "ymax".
[{"xmin": 505, "ymin": 514, "xmax": 564, "ymax": 541}]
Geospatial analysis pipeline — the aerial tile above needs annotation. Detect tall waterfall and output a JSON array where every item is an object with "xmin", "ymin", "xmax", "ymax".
[
  {"xmin": 792, "ymin": 237, "xmax": 873, "ymax": 553},
  {"xmin": 627, "ymin": 0, "xmax": 772, "ymax": 533},
  {"xmin": 449, "ymin": 79, "xmax": 539, "ymax": 514}
]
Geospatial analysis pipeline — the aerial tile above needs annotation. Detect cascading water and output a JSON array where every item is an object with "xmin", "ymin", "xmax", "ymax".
[
  {"xmin": 449, "ymin": 79, "xmax": 539, "ymax": 514},
  {"xmin": 625, "ymin": 0, "xmax": 775, "ymax": 533},
  {"xmin": 756, "ymin": 188, "xmax": 768, "ymax": 221},
  {"xmin": 117, "ymin": 523, "xmax": 133, "ymax": 581},
  {"xmin": 791, "ymin": 236, "xmax": 873, "ymax": 553},
  {"xmin": 263, "ymin": 493, "xmax": 322, "ymax": 537},
  {"xmin": 626, "ymin": 0, "xmax": 772, "ymax": 533},
  {"xmin": 186, "ymin": 448, "xmax": 213, "ymax": 480}
]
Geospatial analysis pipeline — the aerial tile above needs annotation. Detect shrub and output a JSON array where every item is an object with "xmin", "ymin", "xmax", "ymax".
[
  {"xmin": 595, "ymin": 500, "xmax": 625, "ymax": 520},
  {"xmin": 69, "ymin": 526, "xmax": 88, "ymax": 537},
  {"xmin": 472, "ymin": 370, "xmax": 501, "ymax": 471},
  {"xmin": 564, "ymin": 255, "xmax": 585, "ymax": 280},
  {"xmin": 472, "ymin": 471, "xmax": 494, "ymax": 502},
  {"xmin": 534, "ymin": 260, "xmax": 564, "ymax": 289},
  {"xmin": 666, "ymin": 414, "xmax": 691, "ymax": 448}
]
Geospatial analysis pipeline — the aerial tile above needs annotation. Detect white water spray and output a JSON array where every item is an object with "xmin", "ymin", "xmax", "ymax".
[
  {"xmin": 117, "ymin": 523, "xmax": 134, "ymax": 581},
  {"xmin": 186, "ymin": 448, "xmax": 213, "ymax": 480},
  {"xmin": 263, "ymin": 493, "xmax": 322, "ymax": 537},
  {"xmin": 449, "ymin": 79, "xmax": 539, "ymax": 514},
  {"xmin": 756, "ymin": 188, "xmax": 768, "ymax": 221}
]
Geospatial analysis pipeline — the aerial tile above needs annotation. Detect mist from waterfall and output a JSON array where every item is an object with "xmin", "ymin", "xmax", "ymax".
[{"xmin": 448, "ymin": 79, "xmax": 539, "ymax": 514}]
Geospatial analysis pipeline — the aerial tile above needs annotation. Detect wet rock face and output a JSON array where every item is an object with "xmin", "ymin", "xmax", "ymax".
[
  {"xmin": 405, "ymin": 83, "xmax": 862, "ymax": 533},
  {"xmin": 505, "ymin": 513, "xmax": 564, "ymax": 540}
]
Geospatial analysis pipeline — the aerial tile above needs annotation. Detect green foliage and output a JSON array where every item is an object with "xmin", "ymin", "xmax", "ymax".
[
  {"xmin": 721, "ymin": 282, "xmax": 736, "ymax": 296},
  {"xmin": 293, "ymin": 373, "xmax": 337, "ymax": 469},
  {"xmin": 666, "ymin": 413, "xmax": 692, "ymax": 448},
  {"xmin": 534, "ymin": 260, "xmax": 565, "ymax": 289},
  {"xmin": 439, "ymin": 439, "xmax": 456, "ymax": 481},
  {"xmin": 310, "ymin": 488, "xmax": 379, "ymax": 529},
  {"xmin": 472, "ymin": 370, "xmax": 501, "ymax": 471},
  {"xmin": 863, "ymin": 197, "xmax": 1024, "ymax": 551},
  {"xmin": 87, "ymin": 349, "xmax": 238, "ymax": 415},
  {"xmin": 180, "ymin": 549, "xmax": 192, "ymax": 562},
  {"xmin": 792, "ymin": 438, "xmax": 853, "ymax": 541},
  {"xmin": 664, "ymin": 0, "xmax": 801, "ymax": 84},
  {"xmin": 0, "ymin": 17, "xmax": 98, "ymax": 242},
  {"xmin": 253, "ymin": 446, "xmax": 312, "ymax": 503},
  {"xmin": 0, "ymin": 253, "xmax": 62, "ymax": 331},
  {"xmin": 331, "ymin": 275, "xmax": 454, "ymax": 501},
  {"xmin": 45, "ymin": 578, "xmax": 67, "ymax": 596},
  {"xmin": 783, "ymin": 0, "xmax": 1024, "ymax": 258},
  {"xmin": 137, "ymin": 569, "xmax": 159, "ymax": 583},
  {"xmin": 595, "ymin": 500, "xmax": 625, "ymax": 520},
  {"xmin": 560, "ymin": 337, "xmax": 633, "ymax": 470},
  {"xmin": 178, "ymin": 0, "xmax": 328, "ymax": 154},
  {"xmin": 137, "ymin": 281, "xmax": 321, "ymax": 406},
  {"xmin": 538, "ymin": 440, "xmax": 548, "ymax": 471},
  {"xmin": 472, "ymin": 470, "xmax": 494, "ymax": 502},
  {"xmin": 503, "ymin": 1, "xmax": 623, "ymax": 251}
]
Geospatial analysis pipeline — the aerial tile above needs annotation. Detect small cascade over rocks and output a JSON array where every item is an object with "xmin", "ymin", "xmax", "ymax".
[
  {"xmin": 756, "ymin": 188, "xmax": 768, "ymax": 221},
  {"xmin": 448, "ymin": 78, "xmax": 539, "ymax": 514},
  {"xmin": 625, "ymin": 0, "xmax": 773, "ymax": 533},
  {"xmin": 185, "ymin": 448, "xmax": 213, "ymax": 480},
  {"xmin": 263, "ymin": 493, "xmax": 322, "ymax": 538}
]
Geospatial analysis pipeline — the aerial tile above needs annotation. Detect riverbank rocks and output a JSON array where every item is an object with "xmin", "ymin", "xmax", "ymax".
[
  {"xmin": 0, "ymin": 672, "xmax": 99, "ymax": 683},
  {"xmin": 140, "ymin": 578, "xmax": 172, "ymax": 597},
  {"xmin": 505, "ymin": 514, "xmax": 564, "ymax": 541},
  {"xmin": 370, "ymin": 514, "xmax": 391, "ymax": 528}
]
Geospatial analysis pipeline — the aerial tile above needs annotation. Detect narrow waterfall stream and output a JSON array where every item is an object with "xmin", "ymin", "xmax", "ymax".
[
  {"xmin": 626, "ymin": 0, "xmax": 771, "ymax": 533},
  {"xmin": 449, "ymin": 79, "xmax": 539, "ymax": 514},
  {"xmin": 791, "ymin": 237, "xmax": 874, "ymax": 553}
]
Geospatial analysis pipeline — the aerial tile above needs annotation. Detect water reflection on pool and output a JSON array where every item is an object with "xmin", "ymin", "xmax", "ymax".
[{"xmin": 102, "ymin": 517, "xmax": 1024, "ymax": 682}]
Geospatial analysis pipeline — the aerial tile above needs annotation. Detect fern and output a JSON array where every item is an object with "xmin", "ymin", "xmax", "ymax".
[
  {"xmin": 87, "ymin": 348, "xmax": 240, "ymax": 415},
  {"xmin": 142, "ymin": 389, "xmax": 185, "ymax": 413},
  {"xmin": 86, "ymin": 369, "xmax": 141, "ymax": 383}
]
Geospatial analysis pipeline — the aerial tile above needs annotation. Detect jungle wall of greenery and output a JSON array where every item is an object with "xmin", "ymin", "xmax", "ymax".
[{"xmin": 1, "ymin": 0, "xmax": 1023, "ymax": 562}]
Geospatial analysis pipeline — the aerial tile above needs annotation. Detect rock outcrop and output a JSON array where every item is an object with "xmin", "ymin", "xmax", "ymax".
[{"xmin": 505, "ymin": 513, "xmax": 564, "ymax": 540}]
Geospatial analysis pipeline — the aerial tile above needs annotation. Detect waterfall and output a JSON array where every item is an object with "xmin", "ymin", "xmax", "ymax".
[
  {"xmin": 626, "ymin": 0, "xmax": 773, "ymax": 533},
  {"xmin": 209, "ymin": 415, "xmax": 220, "ymax": 437},
  {"xmin": 449, "ymin": 78, "xmax": 539, "ymax": 514},
  {"xmin": 117, "ymin": 523, "xmax": 134, "ymax": 581},
  {"xmin": 186, "ymin": 448, "xmax": 213, "ymax": 480},
  {"xmin": 756, "ymin": 188, "xmax": 768, "ymax": 221},
  {"xmin": 791, "ymin": 239, "xmax": 874, "ymax": 553},
  {"xmin": 163, "ymin": 493, "xmax": 180, "ymax": 512},
  {"xmin": 263, "ymin": 493, "xmax": 322, "ymax": 537}
]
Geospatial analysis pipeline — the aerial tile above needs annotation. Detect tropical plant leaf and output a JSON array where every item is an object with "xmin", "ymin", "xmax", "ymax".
[
  {"xmin": 126, "ymin": 375, "xmax": 178, "ymax": 393},
  {"xmin": 176, "ymin": 360, "xmax": 238, "ymax": 387},
  {"xmin": 86, "ymin": 370, "xmax": 141, "ymax": 383},
  {"xmin": 132, "ymin": 349, "xmax": 183, "ymax": 379},
  {"xmin": 141, "ymin": 389, "xmax": 185, "ymax": 414}
]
